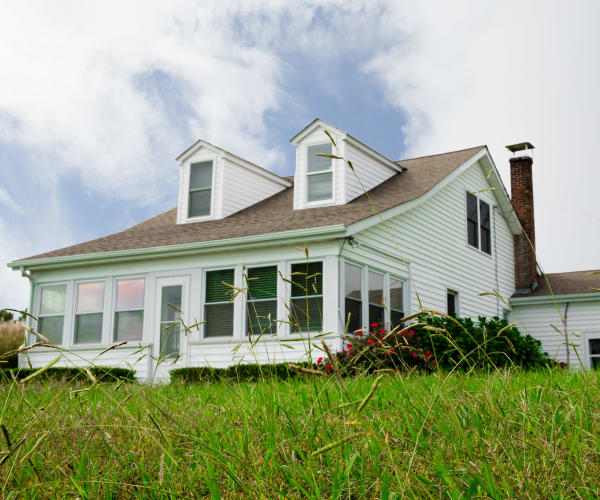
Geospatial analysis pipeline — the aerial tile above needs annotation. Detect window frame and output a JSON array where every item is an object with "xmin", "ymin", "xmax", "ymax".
[
  {"xmin": 203, "ymin": 267, "xmax": 236, "ymax": 339},
  {"xmin": 244, "ymin": 264, "xmax": 279, "ymax": 337},
  {"xmin": 389, "ymin": 276, "xmax": 405, "ymax": 332},
  {"xmin": 465, "ymin": 189, "xmax": 493, "ymax": 257},
  {"xmin": 73, "ymin": 279, "xmax": 106, "ymax": 346},
  {"xmin": 187, "ymin": 160, "xmax": 214, "ymax": 220},
  {"xmin": 343, "ymin": 261, "xmax": 363, "ymax": 334},
  {"xmin": 367, "ymin": 269, "xmax": 386, "ymax": 330},
  {"xmin": 585, "ymin": 334, "xmax": 600, "ymax": 369},
  {"xmin": 479, "ymin": 199, "xmax": 492, "ymax": 255},
  {"xmin": 305, "ymin": 142, "xmax": 334, "ymax": 205},
  {"xmin": 113, "ymin": 277, "xmax": 146, "ymax": 343},
  {"xmin": 36, "ymin": 282, "xmax": 68, "ymax": 346},
  {"xmin": 446, "ymin": 289, "xmax": 459, "ymax": 316},
  {"xmin": 288, "ymin": 260, "xmax": 324, "ymax": 334}
]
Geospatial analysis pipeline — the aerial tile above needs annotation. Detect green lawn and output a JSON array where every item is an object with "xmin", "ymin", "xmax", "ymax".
[{"xmin": 0, "ymin": 369, "xmax": 599, "ymax": 498}]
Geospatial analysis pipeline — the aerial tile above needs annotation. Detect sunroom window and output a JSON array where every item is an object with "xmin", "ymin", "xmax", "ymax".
[
  {"xmin": 159, "ymin": 285, "xmax": 182, "ymax": 357},
  {"xmin": 188, "ymin": 160, "xmax": 213, "ymax": 217},
  {"xmin": 290, "ymin": 261, "xmax": 323, "ymax": 333},
  {"xmin": 389, "ymin": 278, "xmax": 404, "ymax": 331},
  {"xmin": 306, "ymin": 144, "xmax": 333, "ymax": 202},
  {"xmin": 38, "ymin": 284, "xmax": 66, "ymax": 345},
  {"xmin": 368, "ymin": 271, "xmax": 385, "ymax": 329},
  {"xmin": 74, "ymin": 281, "xmax": 104, "ymax": 344},
  {"xmin": 205, "ymin": 269, "xmax": 234, "ymax": 337},
  {"xmin": 246, "ymin": 266, "xmax": 278, "ymax": 336},
  {"xmin": 114, "ymin": 278, "xmax": 145, "ymax": 341},
  {"xmin": 589, "ymin": 339, "xmax": 600, "ymax": 369},
  {"xmin": 344, "ymin": 263, "xmax": 362, "ymax": 334}
]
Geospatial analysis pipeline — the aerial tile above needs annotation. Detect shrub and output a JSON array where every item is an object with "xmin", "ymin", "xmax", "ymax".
[
  {"xmin": 170, "ymin": 362, "xmax": 315, "ymax": 384},
  {"xmin": 0, "ymin": 320, "xmax": 25, "ymax": 369},
  {"xmin": 0, "ymin": 309, "xmax": 14, "ymax": 322},
  {"xmin": 0, "ymin": 366, "xmax": 136, "ymax": 383},
  {"xmin": 338, "ymin": 314, "xmax": 550, "ymax": 374}
]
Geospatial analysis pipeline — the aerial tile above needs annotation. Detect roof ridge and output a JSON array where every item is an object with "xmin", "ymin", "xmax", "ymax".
[{"xmin": 396, "ymin": 145, "xmax": 486, "ymax": 163}]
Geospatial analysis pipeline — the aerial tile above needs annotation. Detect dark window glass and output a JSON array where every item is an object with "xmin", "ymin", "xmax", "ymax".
[
  {"xmin": 291, "ymin": 262, "xmax": 323, "ymax": 297},
  {"xmin": 205, "ymin": 269, "xmax": 235, "ymax": 337},
  {"xmin": 589, "ymin": 339, "xmax": 600, "ymax": 355},
  {"xmin": 246, "ymin": 266, "xmax": 278, "ymax": 336},
  {"xmin": 290, "ymin": 262, "xmax": 323, "ymax": 333},
  {"xmin": 466, "ymin": 192, "xmax": 479, "ymax": 248},
  {"xmin": 345, "ymin": 297, "xmax": 362, "ymax": 334},
  {"xmin": 447, "ymin": 291, "xmax": 457, "ymax": 316},
  {"xmin": 480, "ymin": 200, "xmax": 491, "ymax": 255},
  {"xmin": 592, "ymin": 357, "xmax": 600, "ymax": 370}
]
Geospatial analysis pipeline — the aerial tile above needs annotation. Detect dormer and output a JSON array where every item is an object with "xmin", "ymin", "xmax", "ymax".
[
  {"xmin": 290, "ymin": 119, "xmax": 403, "ymax": 210},
  {"xmin": 176, "ymin": 139, "xmax": 291, "ymax": 224}
]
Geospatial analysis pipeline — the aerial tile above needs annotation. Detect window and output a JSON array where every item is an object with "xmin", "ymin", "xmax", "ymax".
[
  {"xmin": 38, "ymin": 284, "xmax": 66, "ymax": 345},
  {"xmin": 188, "ymin": 161, "xmax": 213, "ymax": 217},
  {"xmin": 466, "ymin": 191, "xmax": 492, "ymax": 255},
  {"xmin": 466, "ymin": 192, "xmax": 479, "ymax": 248},
  {"xmin": 290, "ymin": 261, "xmax": 323, "ymax": 333},
  {"xmin": 114, "ymin": 279, "xmax": 145, "ymax": 341},
  {"xmin": 390, "ymin": 278, "xmax": 405, "ymax": 331},
  {"xmin": 74, "ymin": 281, "xmax": 104, "ymax": 344},
  {"xmin": 344, "ymin": 263, "xmax": 362, "ymax": 334},
  {"xmin": 447, "ymin": 290, "xmax": 458, "ymax": 316},
  {"xmin": 205, "ymin": 269, "xmax": 234, "ymax": 337},
  {"xmin": 368, "ymin": 271, "xmax": 385, "ymax": 329},
  {"xmin": 159, "ymin": 285, "xmax": 182, "ymax": 357},
  {"xmin": 306, "ymin": 144, "xmax": 333, "ymax": 202},
  {"xmin": 246, "ymin": 266, "xmax": 278, "ymax": 336},
  {"xmin": 589, "ymin": 339, "xmax": 600, "ymax": 369},
  {"xmin": 479, "ymin": 200, "xmax": 491, "ymax": 255}
]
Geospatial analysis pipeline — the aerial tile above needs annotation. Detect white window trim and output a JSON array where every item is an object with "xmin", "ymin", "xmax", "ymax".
[
  {"xmin": 446, "ymin": 289, "xmax": 459, "ymax": 316},
  {"xmin": 184, "ymin": 159, "xmax": 216, "ymax": 223},
  {"xmin": 464, "ymin": 188, "xmax": 494, "ymax": 258},
  {"xmin": 113, "ymin": 277, "xmax": 146, "ymax": 343},
  {"xmin": 154, "ymin": 276, "xmax": 190, "ymax": 364},
  {"xmin": 305, "ymin": 142, "xmax": 335, "ymax": 206},
  {"xmin": 343, "ymin": 261, "xmax": 363, "ymax": 334},
  {"xmin": 584, "ymin": 332, "xmax": 600, "ymax": 369},
  {"xmin": 287, "ymin": 259, "xmax": 325, "ymax": 335},
  {"xmin": 243, "ymin": 264, "xmax": 279, "ymax": 338},
  {"xmin": 35, "ymin": 282, "xmax": 70, "ymax": 347},
  {"xmin": 202, "ymin": 266, "xmax": 237, "ymax": 340},
  {"xmin": 72, "ymin": 279, "xmax": 106, "ymax": 347}
]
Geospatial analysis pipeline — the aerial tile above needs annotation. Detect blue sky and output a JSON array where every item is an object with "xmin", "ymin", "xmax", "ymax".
[{"xmin": 1, "ymin": 1, "xmax": 599, "ymax": 309}]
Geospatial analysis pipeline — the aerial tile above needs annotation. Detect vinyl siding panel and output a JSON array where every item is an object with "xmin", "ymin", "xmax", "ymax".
[
  {"xmin": 344, "ymin": 160, "xmax": 515, "ymax": 319},
  {"xmin": 511, "ymin": 300, "xmax": 600, "ymax": 367}
]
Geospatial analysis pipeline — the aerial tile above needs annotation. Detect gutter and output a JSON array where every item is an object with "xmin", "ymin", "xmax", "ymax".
[
  {"xmin": 7, "ymin": 225, "xmax": 347, "ymax": 272},
  {"xmin": 510, "ymin": 292, "xmax": 600, "ymax": 305}
]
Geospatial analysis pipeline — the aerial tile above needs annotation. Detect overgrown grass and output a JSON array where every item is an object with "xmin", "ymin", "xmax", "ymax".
[
  {"xmin": 0, "ymin": 321, "xmax": 24, "ymax": 369},
  {"xmin": 0, "ymin": 369, "xmax": 598, "ymax": 498}
]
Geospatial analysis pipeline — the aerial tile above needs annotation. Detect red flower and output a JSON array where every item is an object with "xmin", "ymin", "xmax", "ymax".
[
  {"xmin": 408, "ymin": 330, "xmax": 415, "ymax": 336},
  {"xmin": 326, "ymin": 363, "xmax": 332, "ymax": 372},
  {"xmin": 386, "ymin": 348, "xmax": 394, "ymax": 355},
  {"xmin": 317, "ymin": 357, "xmax": 323, "ymax": 365},
  {"xmin": 432, "ymin": 360, "xmax": 437, "ymax": 366},
  {"xmin": 356, "ymin": 330, "xmax": 363, "ymax": 336},
  {"xmin": 424, "ymin": 353, "xmax": 429, "ymax": 360},
  {"xmin": 412, "ymin": 353, "xmax": 417, "ymax": 358},
  {"xmin": 366, "ymin": 339, "xmax": 374, "ymax": 344},
  {"xmin": 426, "ymin": 350, "xmax": 431, "ymax": 355},
  {"xmin": 371, "ymin": 322, "xmax": 379, "ymax": 328},
  {"xmin": 347, "ymin": 343, "xmax": 353, "ymax": 349}
]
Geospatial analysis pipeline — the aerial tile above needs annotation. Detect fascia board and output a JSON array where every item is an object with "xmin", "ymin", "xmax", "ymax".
[
  {"xmin": 510, "ymin": 292, "xmax": 600, "ymax": 305},
  {"xmin": 289, "ymin": 118, "xmax": 347, "ymax": 146}
]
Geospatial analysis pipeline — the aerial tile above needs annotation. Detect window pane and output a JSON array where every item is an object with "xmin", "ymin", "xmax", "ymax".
[
  {"xmin": 307, "ymin": 144, "xmax": 332, "ymax": 173},
  {"xmin": 307, "ymin": 172, "xmax": 332, "ymax": 202},
  {"xmin": 589, "ymin": 339, "xmax": 600, "ymax": 356},
  {"xmin": 290, "ymin": 297, "xmax": 322, "ymax": 333},
  {"xmin": 592, "ymin": 357, "xmax": 600, "ymax": 369},
  {"xmin": 247, "ymin": 300, "xmax": 277, "ymax": 336},
  {"xmin": 38, "ymin": 316, "xmax": 64, "ymax": 345},
  {"xmin": 114, "ymin": 310, "xmax": 144, "ymax": 341},
  {"xmin": 40, "ymin": 285, "xmax": 66, "ymax": 315},
  {"xmin": 291, "ymin": 262, "xmax": 323, "ymax": 297},
  {"xmin": 345, "ymin": 263, "xmax": 362, "ymax": 300},
  {"xmin": 116, "ymin": 279, "xmax": 145, "ymax": 310},
  {"xmin": 369, "ymin": 304, "xmax": 385, "ymax": 328},
  {"xmin": 481, "ymin": 228, "xmax": 491, "ymax": 255},
  {"xmin": 447, "ymin": 292, "xmax": 457, "ymax": 316},
  {"xmin": 480, "ymin": 201, "xmax": 490, "ymax": 229},
  {"xmin": 390, "ymin": 278, "xmax": 403, "ymax": 311},
  {"xmin": 391, "ymin": 310, "xmax": 404, "ymax": 331},
  {"xmin": 189, "ymin": 189, "xmax": 211, "ymax": 217},
  {"xmin": 76, "ymin": 282, "xmax": 104, "ymax": 314},
  {"xmin": 189, "ymin": 161, "xmax": 213, "ymax": 189},
  {"xmin": 467, "ymin": 220, "xmax": 478, "ymax": 247},
  {"xmin": 205, "ymin": 303, "xmax": 234, "ymax": 337},
  {"xmin": 75, "ymin": 313, "xmax": 103, "ymax": 344},
  {"xmin": 368, "ymin": 271, "xmax": 384, "ymax": 306},
  {"xmin": 345, "ymin": 297, "xmax": 362, "ymax": 334},
  {"xmin": 466, "ymin": 192, "xmax": 478, "ymax": 220},
  {"xmin": 159, "ymin": 322, "xmax": 180, "ymax": 357},
  {"xmin": 161, "ymin": 286, "xmax": 182, "ymax": 323},
  {"xmin": 206, "ymin": 269, "xmax": 235, "ymax": 303},
  {"xmin": 247, "ymin": 266, "xmax": 277, "ymax": 300}
]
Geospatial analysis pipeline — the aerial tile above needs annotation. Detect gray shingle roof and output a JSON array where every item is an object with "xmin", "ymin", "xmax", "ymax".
[{"xmin": 16, "ymin": 146, "xmax": 485, "ymax": 262}]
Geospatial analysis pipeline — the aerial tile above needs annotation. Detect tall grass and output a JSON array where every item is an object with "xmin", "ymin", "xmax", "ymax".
[{"xmin": 0, "ymin": 321, "xmax": 24, "ymax": 369}]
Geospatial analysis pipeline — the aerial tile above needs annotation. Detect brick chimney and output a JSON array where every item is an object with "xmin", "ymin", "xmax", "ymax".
[{"xmin": 507, "ymin": 142, "xmax": 537, "ymax": 292}]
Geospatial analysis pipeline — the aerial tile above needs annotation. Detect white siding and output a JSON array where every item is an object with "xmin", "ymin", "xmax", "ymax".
[
  {"xmin": 220, "ymin": 157, "xmax": 284, "ymax": 218},
  {"xmin": 511, "ymin": 299, "xmax": 600, "ymax": 367},
  {"xmin": 343, "ymin": 160, "xmax": 515, "ymax": 319},
  {"xmin": 343, "ymin": 140, "xmax": 397, "ymax": 202}
]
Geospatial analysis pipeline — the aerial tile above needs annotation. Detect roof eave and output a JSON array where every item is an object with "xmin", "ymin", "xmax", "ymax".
[{"xmin": 510, "ymin": 292, "xmax": 600, "ymax": 305}]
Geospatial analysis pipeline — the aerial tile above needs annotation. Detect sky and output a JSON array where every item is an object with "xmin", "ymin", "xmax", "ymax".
[{"xmin": 1, "ymin": 1, "xmax": 599, "ymax": 310}]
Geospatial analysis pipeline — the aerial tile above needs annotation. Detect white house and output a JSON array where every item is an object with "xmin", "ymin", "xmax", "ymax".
[{"xmin": 8, "ymin": 119, "xmax": 599, "ymax": 380}]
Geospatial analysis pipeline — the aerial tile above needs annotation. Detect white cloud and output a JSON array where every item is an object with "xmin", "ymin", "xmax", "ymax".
[
  {"xmin": 0, "ymin": 186, "xmax": 24, "ymax": 216},
  {"xmin": 363, "ymin": 0, "xmax": 600, "ymax": 273}
]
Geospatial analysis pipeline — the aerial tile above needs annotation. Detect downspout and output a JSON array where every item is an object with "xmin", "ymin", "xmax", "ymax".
[
  {"xmin": 493, "ymin": 206, "xmax": 500, "ymax": 315},
  {"xmin": 563, "ymin": 302, "xmax": 570, "ymax": 365},
  {"xmin": 19, "ymin": 266, "xmax": 34, "ymax": 369}
]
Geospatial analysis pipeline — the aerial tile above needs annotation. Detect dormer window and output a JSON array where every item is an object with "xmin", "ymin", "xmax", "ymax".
[
  {"xmin": 306, "ymin": 143, "xmax": 333, "ymax": 203},
  {"xmin": 188, "ymin": 161, "xmax": 213, "ymax": 218}
]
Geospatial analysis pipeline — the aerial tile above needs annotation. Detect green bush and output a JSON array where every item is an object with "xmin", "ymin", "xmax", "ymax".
[
  {"xmin": 0, "ymin": 366, "xmax": 136, "ymax": 383},
  {"xmin": 170, "ymin": 362, "xmax": 315, "ymax": 384},
  {"xmin": 339, "ymin": 314, "xmax": 551, "ymax": 374}
]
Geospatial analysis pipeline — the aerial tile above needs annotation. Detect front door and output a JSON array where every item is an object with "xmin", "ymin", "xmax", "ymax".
[{"xmin": 154, "ymin": 277, "xmax": 188, "ymax": 368}]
